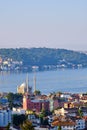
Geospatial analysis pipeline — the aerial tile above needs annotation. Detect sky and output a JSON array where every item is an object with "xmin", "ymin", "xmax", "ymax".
[{"xmin": 0, "ymin": 0, "xmax": 87, "ymax": 50}]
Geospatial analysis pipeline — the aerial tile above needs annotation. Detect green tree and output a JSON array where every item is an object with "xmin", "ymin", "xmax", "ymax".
[
  {"xmin": 34, "ymin": 90, "xmax": 41, "ymax": 95},
  {"xmin": 39, "ymin": 113, "xmax": 44, "ymax": 125},
  {"xmin": 41, "ymin": 109, "xmax": 46, "ymax": 117},
  {"xmin": 20, "ymin": 120, "xmax": 34, "ymax": 130},
  {"xmin": 6, "ymin": 123, "xmax": 10, "ymax": 130},
  {"xmin": 6, "ymin": 92, "xmax": 23, "ymax": 109},
  {"xmin": 41, "ymin": 109, "xmax": 50, "ymax": 117},
  {"xmin": 78, "ymin": 108, "xmax": 83, "ymax": 118},
  {"xmin": 13, "ymin": 114, "xmax": 26, "ymax": 126},
  {"xmin": 6, "ymin": 92, "xmax": 14, "ymax": 109},
  {"xmin": 7, "ymin": 92, "xmax": 14, "ymax": 102},
  {"xmin": 43, "ymin": 118, "xmax": 49, "ymax": 126},
  {"xmin": 58, "ymin": 125, "xmax": 61, "ymax": 130}
]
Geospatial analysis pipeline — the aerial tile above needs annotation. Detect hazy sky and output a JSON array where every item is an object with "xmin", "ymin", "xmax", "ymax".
[{"xmin": 0, "ymin": 0, "xmax": 87, "ymax": 50}]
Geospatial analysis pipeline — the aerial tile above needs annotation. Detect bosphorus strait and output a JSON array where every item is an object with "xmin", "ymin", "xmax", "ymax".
[{"xmin": 0, "ymin": 68, "xmax": 87, "ymax": 94}]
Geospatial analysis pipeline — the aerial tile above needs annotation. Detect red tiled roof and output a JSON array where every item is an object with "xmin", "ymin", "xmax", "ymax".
[{"xmin": 52, "ymin": 120, "xmax": 76, "ymax": 126}]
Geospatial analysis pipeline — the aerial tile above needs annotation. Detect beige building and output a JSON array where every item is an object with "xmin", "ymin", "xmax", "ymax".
[
  {"xmin": 17, "ymin": 74, "xmax": 32, "ymax": 94},
  {"xmin": 17, "ymin": 82, "xmax": 32, "ymax": 94}
]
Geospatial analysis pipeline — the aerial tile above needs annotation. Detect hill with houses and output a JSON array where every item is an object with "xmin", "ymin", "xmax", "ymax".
[{"xmin": 0, "ymin": 48, "xmax": 87, "ymax": 71}]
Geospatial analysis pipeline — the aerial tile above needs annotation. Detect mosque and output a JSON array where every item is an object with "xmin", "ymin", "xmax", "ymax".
[{"xmin": 17, "ymin": 74, "xmax": 36, "ymax": 95}]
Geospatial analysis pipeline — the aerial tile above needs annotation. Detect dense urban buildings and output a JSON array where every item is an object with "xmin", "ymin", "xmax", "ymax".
[
  {"xmin": 1, "ymin": 88, "xmax": 87, "ymax": 129},
  {"xmin": 1, "ymin": 75, "xmax": 87, "ymax": 129}
]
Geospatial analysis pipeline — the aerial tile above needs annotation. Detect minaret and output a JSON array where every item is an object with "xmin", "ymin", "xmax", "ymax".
[
  {"xmin": 26, "ymin": 73, "xmax": 29, "ymax": 93},
  {"xmin": 34, "ymin": 75, "xmax": 36, "ymax": 92}
]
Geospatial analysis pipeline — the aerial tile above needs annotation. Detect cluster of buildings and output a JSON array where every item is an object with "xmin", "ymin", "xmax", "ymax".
[
  {"xmin": 17, "ymin": 76, "xmax": 87, "ymax": 129},
  {"xmin": 0, "ymin": 93, "xmax": 87, "ymax": 130},
  {"xmin": 1, "ymin": 75, "xmax": 87, "ymax": 130},
  {"xmin": 0, "ymin": 107, "xmax": 11, "ymax": 128},
  {"xmin": 0, "ymin": 56, "xmax": 83, "ymax": 72},
  {"xmin": 0, "ymin": 57, "xmax": 22, "ymax": 71}
]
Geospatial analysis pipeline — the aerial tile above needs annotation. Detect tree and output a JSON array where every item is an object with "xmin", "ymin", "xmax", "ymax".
[
  {"xmin": 7, "ymin": 92, "xmax": 14, "ymax": 102},
  {"xmin": 41, "ymin": 109, "xmax": 50, "ymax": 117},
  {"xmin": 34, "ymin": 90, "xmax": 41, "ymax": 95},
  {"xmin": 43, "ymin": 117, "xmax": 49, "ymax": 126},
  {"xmin": 41, "ymin": 109, "xmax": 46, "ymax": 117},
  {"xmin": 13, "ymin": 114, "xmax": 26, "ymax": 126},
  {"xmin": 58, "ymin": 125, "xmax": 61, "ymax": 130},
  {"xmin": 20, "ymin": 120, "xmax": 34, "ymax": 130},
  {"xmin": 6, "ymin": 92, "xmax": 14, "ymax": 109},
  {"xmin": 6, "ymin": 92, "xmax": 23, "ymax": 109},
  {"xmin": 78, "ymin": 108, "xmax": 83, "ymax": 118},
  {"xmin": 6, "ymin": 123, "xmax": 10, "ymax": 130},
  {"xmin": 39, "ymin": 113, "xmax": 44, "ymax": 125}
]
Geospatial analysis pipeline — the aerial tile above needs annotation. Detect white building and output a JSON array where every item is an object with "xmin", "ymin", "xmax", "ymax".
[
  {"xmin": 17, "ymin": 74, "xmax": 32, "ymax": 94},
  {"xmin": 54, "ymin": 108, "xmax": 68, "ymax": 116},
  {"xmin": 0, "ymin": 109, "xmax": 11, "ymax": 127},
  {"xmin": 35, "ymin": 128, "xmax": 49, "ymax": 130},
  {"xmin": 76, "ymin": 118, "xmax": 85, "ymax": 130},
  {"xmin": 12, "ymin": 107, "xmax": 25, "ymax": 115}
]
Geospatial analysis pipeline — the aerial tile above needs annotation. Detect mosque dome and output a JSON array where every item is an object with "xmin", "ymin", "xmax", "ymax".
[
  {"xmin": 17, "ymin": 82, "xmax": 27, "ymax": 94},
  {"xmin": 20, "ymin": 82, "xmax": 27, "ymax": 88}
]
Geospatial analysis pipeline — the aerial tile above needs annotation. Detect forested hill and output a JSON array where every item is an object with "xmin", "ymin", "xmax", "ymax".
[{"xmin": 0, "ymin": 48, "xmax": 87, "ymax": 69}]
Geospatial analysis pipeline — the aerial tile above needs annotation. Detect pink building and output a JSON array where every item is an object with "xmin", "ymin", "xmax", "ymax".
[{"xmin": 23, "ymin": 95, "xmax": 49, "ymax": 112}]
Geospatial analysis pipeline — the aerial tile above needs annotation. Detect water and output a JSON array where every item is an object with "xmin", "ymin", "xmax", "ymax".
[{"xmin": 0, "ymin": 68, "xmax": 87, "ymax": 94}]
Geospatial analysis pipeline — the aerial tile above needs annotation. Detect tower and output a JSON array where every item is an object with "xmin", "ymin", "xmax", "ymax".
[
  {"xmin": 23, "ymin": 95, "xmax": 29, "ymax": 110},
  {"xmin": 33, "ymin": 73, "xmax": 36, "ymax": 92},
  {"xmin": 26, "ymin": 73, "xmax": 29, "ymax": 93},
  {"xmin": 25, "ymin": 73, "xmax": 32, "ymax": 95}
]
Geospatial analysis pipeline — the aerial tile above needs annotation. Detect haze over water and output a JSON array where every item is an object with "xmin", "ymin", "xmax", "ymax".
[{"xmin": 0, "ymin": 68, "xmax": 87, "ymax": 94}]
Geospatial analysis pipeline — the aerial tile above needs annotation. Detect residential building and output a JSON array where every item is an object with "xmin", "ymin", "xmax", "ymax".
[
  {"xmin": 0, "ymin": 109, "xmax": 11, "ymax": 127},
  {"xmin": 23, "ymin": 95, "xmax": 49, "ymax": 112},
  {"xmin": 71, "ymin": 117, "xmax": 85, "ymax": 130},
  {"xmin": 52, "ymin": 117, "xmax": 76, "ymax": 130}
]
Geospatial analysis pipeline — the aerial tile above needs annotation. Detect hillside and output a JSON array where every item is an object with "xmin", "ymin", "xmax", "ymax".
[{"xmin": 0, "ymin": 48, "xmax": 87, "ymax": 70}]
